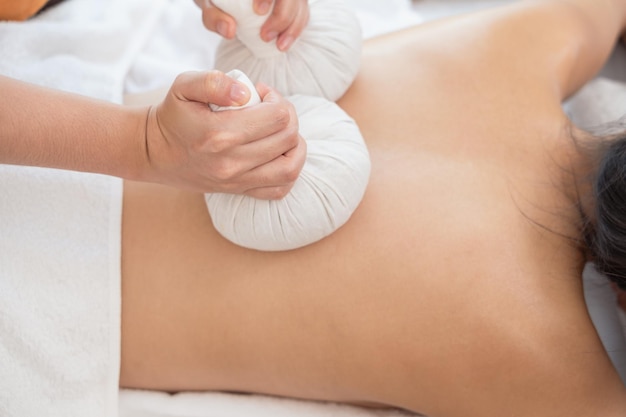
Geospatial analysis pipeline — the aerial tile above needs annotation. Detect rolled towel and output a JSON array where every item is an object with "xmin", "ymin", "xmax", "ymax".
[
  {"xmin": 212, "ymin": 0, "xmax": 362, "ymax": 102},
  {"xmin": 206, "ymin": 70, "xmax": 370, "ymax": 251}
]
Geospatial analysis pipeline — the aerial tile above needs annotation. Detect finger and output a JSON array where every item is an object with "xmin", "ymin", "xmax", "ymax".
[
  {"xmin": 201, "ymin": 1, "xmax": 236, "ymax": 39},
  {"xmin": 245, "ymin": 184, "xmax": 294, "ymax": 200},
  {"xmin": 229, "ymin": 121, "xmax": 301, "ymax": 170},
  {"xmin": 253, "ymin": 0, "xmax": 273, "ymax": 16},
  {"xmin": 256, "ymin": 82, "xmax": 291, "ymax": 106},
  {"xmin": 201, "ymin": 92, "xmax": 292, "ymax": 153},
  {"xmin": 255, "ymin": 82, "xmax": 272, "ymax": 98},
  {"xmin": 259, "ymin": 0, "xmax": 296, "ymax": 42},
  {"xmin": 276, "ymin": 2, "xmax": 309, "ymax": 51},
  {"xmin": 209, "ymin": 99, "xmax": 292, "ymax": 150},
  {"xmin": 212, "ymin": 84, "xmax": 294, "ymax": 147},
  {"xmin": 174, "ymin": 70, "xmax": 251, "ymax": 108},
  {"xmin": 260, "ymin": 0, "xmax": 309, "ymax": 49},
  {"xmin": 243, "ymin": 136, "xmax": 307, "ymax": 200},
  {"xmin": 209, "ymin": 135, "xmax": 305, "ymax": 198}
]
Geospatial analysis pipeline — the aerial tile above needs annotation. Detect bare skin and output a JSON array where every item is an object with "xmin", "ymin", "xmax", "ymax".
[{"xmin": 120, "ymin": 1, "xmax": 626, "ymax": 416}]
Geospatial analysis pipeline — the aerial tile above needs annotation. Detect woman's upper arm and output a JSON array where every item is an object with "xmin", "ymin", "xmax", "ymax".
[
  {"xmin": 480, "ymin": 0, "xmax": 626, "ymax": 101},
  {"xmin": 352, "ymin": 0, "xmax": 626, "ymax": 117}
]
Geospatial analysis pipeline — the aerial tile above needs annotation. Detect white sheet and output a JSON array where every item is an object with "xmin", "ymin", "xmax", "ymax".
[
  {"xmin": 0, "ymin": 1, "xmax": 163, "ymax": 416},
  {"xmin": 119, "ymin": 390, "xmax": 417, "ymax": 417}
]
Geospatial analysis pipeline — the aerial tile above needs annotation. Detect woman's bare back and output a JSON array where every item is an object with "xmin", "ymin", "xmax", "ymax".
[{"xmin": 120, "ymin": 2, "xmax": 626, "ymax": 416}]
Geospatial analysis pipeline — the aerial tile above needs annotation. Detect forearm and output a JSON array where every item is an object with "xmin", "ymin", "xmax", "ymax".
[{"xmin": 0, "ymin": 75, "xmax": 148, "ymax": 179}]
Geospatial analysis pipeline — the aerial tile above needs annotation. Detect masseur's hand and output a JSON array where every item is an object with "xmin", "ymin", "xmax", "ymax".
[
  {"xmin": 193, "ymin": 0, "xmax": 309, "ymax": 51},
  {"xmin": 142, "ymin": 70, "xmax": 306, "ymax": 199}
]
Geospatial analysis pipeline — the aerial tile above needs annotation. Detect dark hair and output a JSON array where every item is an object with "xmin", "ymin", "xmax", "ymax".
[{"xmin": 583, "ymin": 119, "xmax": 626, "ymax": 291}]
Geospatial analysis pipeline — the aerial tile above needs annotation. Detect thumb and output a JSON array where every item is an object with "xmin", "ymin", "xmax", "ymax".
[{"xmin": 173, "ymin": 70, "xmax": 251, "ymax": 108}]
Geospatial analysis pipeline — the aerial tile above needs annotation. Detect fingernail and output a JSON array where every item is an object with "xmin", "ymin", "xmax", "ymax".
[
  {"xmin": 264, "ymin": 30, "xmax": 278, "ymax": 42},
  {"xmin": 230, "ymin": 82, "xmax": 249, "ymax": 104},
  {"xmin": 256, "ymin": 0, "xmax": 271, "ymax": 15},
  {"xmin": 216, "ymin": 21, "xmax": 229, "ymax": 37},
  {"xmin": 277, "ymin": 35, "xmax": 294, "ymax": 51}
]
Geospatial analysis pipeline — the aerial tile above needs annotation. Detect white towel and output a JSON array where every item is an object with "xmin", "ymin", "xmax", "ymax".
[
  {"xmin": 0, "ymin": 166, "xmax": 122, "ymax": 417},
  {"xmin": 119, "ymin": 389, "xmax": 420, "ymax": 417},
  {"xmin": 124, "ymin": 0, "xmax": 221, "ymax": 94},
  {"xmin": 0, "ymin": 0, "xmax": 167, "ymax": 102},
  {"xmin": 0, "ymin": 0, "xmax": 167, "ymax": 416}
]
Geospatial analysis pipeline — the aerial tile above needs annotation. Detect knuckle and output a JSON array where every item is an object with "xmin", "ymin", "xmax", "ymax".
[
  {"xmin": 173, "ymin": 73, "xmax": 186, "ymax": 85},
  {"xmin": 282, "ymin": 166, "xmax": 300, "ymax": 183},
  {"xmin": 203, "ymin": 131, "xmax": 231, "ymax": 153},
  {"xmin": 273, "ymin": 106, "xmax": 290, "ymax": 126},
  {"xmin": 203, "ymin": 69, "xmax": 228, "ymax": 96},
  {"xmin": 248, "ymin": 184, "xmax": 291, "ymax": 200},
  {"xmin": 212, "ymin": 160, "xmax": 237, "ymax": 182},
  {"xmin": 220, "ymin": 182, "xmax": 240, "ymax": 194},
  {"xmin": 268, "ymin": 186, "xmax": 290, "ymax": 200},
  {"xmin": 200, "ymin": 11, "xmax": 215, "ymax": 32},
  {"xmin": 172, "ymin": 71, "xmax": 193, "ymax": 89},
  {"xmin": 280, "ymin": 157, "xmax": 302, "ymax": 183},
  {"xmin": 285, "ymin": 124, "xmax": 299, "ymax": 143},
  {"xmin": 267, "ymin": 2, "xmax": 291, "ymax": 25},
  {"xmin": 204, "ymin": 138, "xmax": 226, "ymax": 154}
]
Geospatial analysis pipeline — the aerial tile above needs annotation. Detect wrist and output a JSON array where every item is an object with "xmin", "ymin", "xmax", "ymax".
[{"xmin": 119, "ymin": 105, "xmax": 153, "ymax": 183}]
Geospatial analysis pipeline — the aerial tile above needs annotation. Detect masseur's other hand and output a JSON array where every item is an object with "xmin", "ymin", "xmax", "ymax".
[
  {"xmin": 142, "ymin": 70, "xmax": 306, "ymax": 199},
  {"xmin": 193, "ymin": 0, "xmax": 309, "ymax": 51}
]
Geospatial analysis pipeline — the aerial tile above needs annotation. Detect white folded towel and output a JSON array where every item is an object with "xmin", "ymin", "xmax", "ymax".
[{"xmin": 0, "ymin": 166, "xmax": 123, "ymax": 417}]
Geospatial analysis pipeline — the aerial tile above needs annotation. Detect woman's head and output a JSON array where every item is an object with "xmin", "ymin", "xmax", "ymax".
[{"xmin": 582, "ymin": 116, "xmax": 626, "ymax": 290}]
